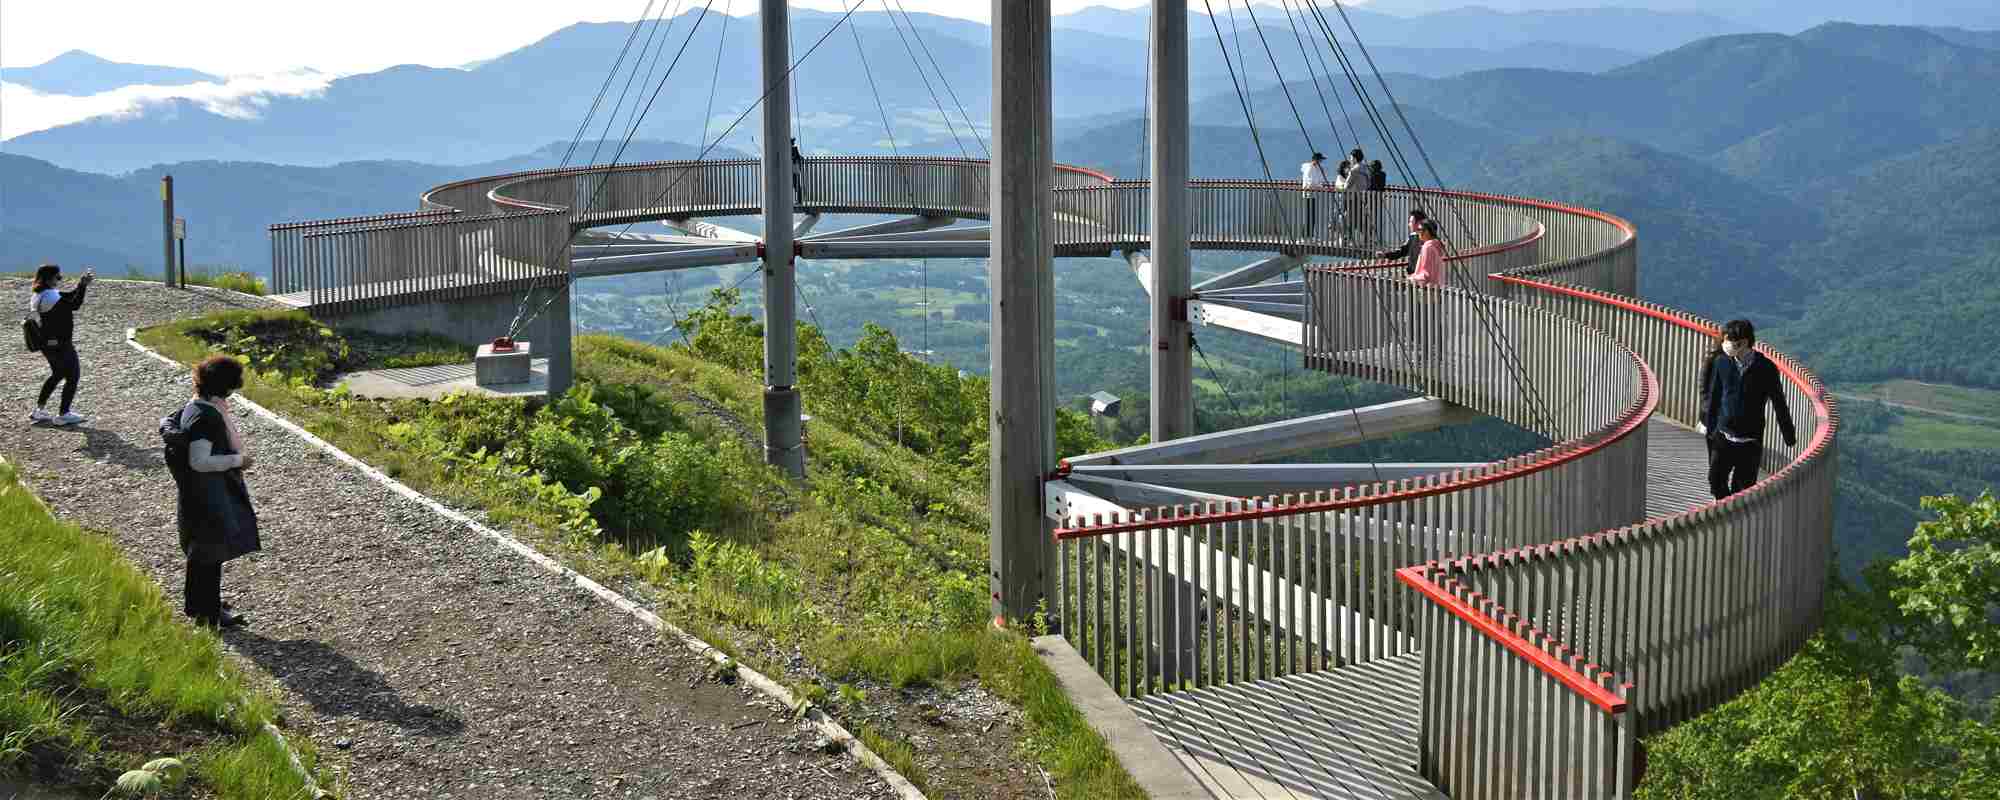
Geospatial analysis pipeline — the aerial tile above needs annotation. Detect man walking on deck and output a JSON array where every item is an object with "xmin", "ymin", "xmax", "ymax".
[{"xmin": 1700, "ymin": 319, "xmax": 1798, "ymax": 499}]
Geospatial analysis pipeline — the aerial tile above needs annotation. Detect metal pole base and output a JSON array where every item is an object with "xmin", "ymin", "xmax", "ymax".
[{"xmin": 763, "ymin": 386, "xmax": 805, "ymax": 478}]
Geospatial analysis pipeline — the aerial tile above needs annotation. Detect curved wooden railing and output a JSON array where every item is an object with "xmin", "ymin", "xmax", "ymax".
[
  {"xmin": 1051, "ymin": 186, "xmax": 1837, "ymax": 799},
  {"xmin": 277, "ymin": 157, "xmax": 1558, "ymax": 311}
]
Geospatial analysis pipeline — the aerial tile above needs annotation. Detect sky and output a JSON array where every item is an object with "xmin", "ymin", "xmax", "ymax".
[{"xmin": 0, "ymin": 1, "xmax": 1174, "ymax": 77}]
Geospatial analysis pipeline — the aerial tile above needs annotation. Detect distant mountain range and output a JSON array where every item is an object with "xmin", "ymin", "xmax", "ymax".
[
  {"xmin": 9, "ymin": 6, "xmax": 1767, "ymax": 174},
  {"xmin": 0, "ymin": 140, "xmax": 735, "ymax": 277},
  {"xmin": 4, "ymin": 50, "xmax": 222, "ymax": 95},
  {"xmin": 1358, "ymin": 0, "xmax": 2000, "ymax": 34},
  {"xmin": 1056, "ymin": 4, "xmax": 1752, "ymax": 54}
]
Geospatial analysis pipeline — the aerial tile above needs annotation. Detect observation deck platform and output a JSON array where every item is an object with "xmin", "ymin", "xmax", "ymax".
[{"xmin": 268, "ymin": 155, "xmax": 1837, "ymax": 800}]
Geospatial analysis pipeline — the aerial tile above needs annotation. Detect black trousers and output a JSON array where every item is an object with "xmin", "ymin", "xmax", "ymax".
[
  {"xmin": 39, "ymin": 344, "xmax": 80, "ymax": 414},
  {"xmin": 184, "ymin": 559, "xmax": 223, "ymax": 620},
  {"xmin": 1707, "ymin": 438, "xmax": 1761, "ymax": 500}
]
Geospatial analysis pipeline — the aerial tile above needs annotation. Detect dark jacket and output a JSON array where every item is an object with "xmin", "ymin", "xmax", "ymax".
[
  {"xmin": 1380, "ymin": 232, "xmax": 1422, "ymax": 274},
  {"xmin": 30, "ymin": 279, "xmax": 89, "ymax": 347},
  {"xmin": 1702, "ymin": 352, "xmax": 1798, "ymax": 447},
  {"xmin": 166, "ymin": 401, "xmax": 261, "ymax": 565}
]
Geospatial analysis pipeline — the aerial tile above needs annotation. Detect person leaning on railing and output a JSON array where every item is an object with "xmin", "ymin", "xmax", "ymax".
[
  {"xmin": 1404, "ymin": 220, "xmax": 1447, "ymax": 362},
  {"xmin": 1699, "ymin": 319, "xmax": 1798, "ymax": 500},
  {"xmin": 1377, "ymin": 209, "xmax": 1430, "ymax": 275}
]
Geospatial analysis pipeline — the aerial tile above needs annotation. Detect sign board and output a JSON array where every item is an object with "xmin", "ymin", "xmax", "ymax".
[{"xmin": 173, "ymin": 218, "xmax": 186, "ymax": 240}]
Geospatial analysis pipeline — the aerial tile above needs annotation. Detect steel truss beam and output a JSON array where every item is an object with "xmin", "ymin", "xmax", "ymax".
[
  {"xmin": 570, "ymin": 244, "xmax": 761, "ymax": 278},
  {"xmin": 664, "ymin": 217, "xmax": 761, "ymax": 242},
  {"xmin": 1069, "ymin": 462, "xmax": 1486, "ymax": 496},
  {"xmin": 1064, "ymin": 397, "xmax": 1480, "ymax": 467},
  {"xmin": 797, "ymin": 214, "xmax": 955, "ymax": 241},
  {"xmin": 1194, "ymin": 253, "xmax": 1304, "ymax": 293}
]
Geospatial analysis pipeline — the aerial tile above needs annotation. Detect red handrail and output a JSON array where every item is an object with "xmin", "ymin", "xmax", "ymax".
[{"xmin": 1395, "ymin": 566, "xmax": 1628, "ymax": 713}]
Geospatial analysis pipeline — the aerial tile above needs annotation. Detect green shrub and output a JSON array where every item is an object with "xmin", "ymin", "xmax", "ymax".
[{"xmin": 604, "ymin": 432, "xmax": 728, "ymax": 545}]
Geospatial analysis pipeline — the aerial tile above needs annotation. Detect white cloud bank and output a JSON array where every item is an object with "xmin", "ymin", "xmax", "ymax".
[{"xmin": 0, "ymin": 70, "xmax": 334, "ymax": 141}]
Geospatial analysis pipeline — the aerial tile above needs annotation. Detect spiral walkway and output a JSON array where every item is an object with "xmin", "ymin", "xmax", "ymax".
[{"xmin": 268, "ymin": 156, "xmax": 1838, "ymax": 799}]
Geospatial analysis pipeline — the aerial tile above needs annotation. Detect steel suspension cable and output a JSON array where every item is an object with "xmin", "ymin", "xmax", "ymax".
[
  {"xmin": 700, "ymin": 0, "xmax": 734, "ymax": 150},
  {"xmin": 504, "ymin": 0, "xmax": 717, "ymax": 337},
  {"xmin": 881, "ymin": 0, "xmax": 968, "ymax": 158},
  {"xmin": 1274, "ymin": 0, "xmax": 1348, "ymax": 154},
  {"xmin": 1193, "ymin": 340, "xmax": 1246, "ymax": 423},
  {"xmin": 507, "ymin": 0, "xmax": 872, "ymax": 337},
  {"xmin": 891, "ymin": 0, "xmax": 988, "ymax": 158},
  {"xmin": 1240, "ymin": 0, "xmax": 1318, "ymax": 156},
  {"xmin": 585, "ymin": 0, "xmax": 686, "ymax": 169},
  {"xmin": 846, "ymin": 17, "xmax": 922, "ymax": 205},
  {"xmin": 558, "ymin": 0, "xmax": 662, "ymax": 170},
  {"xmin": 1194, "ymin": 0, "xmax": 1397, "ymax": 482},
  {"xmin": 1291, "ymin": 0, "xmax": 1556, "ymax": 437},
  {"xmin": 1199, "ymin": 0, "xmax": 1299, "ymax": 248}
]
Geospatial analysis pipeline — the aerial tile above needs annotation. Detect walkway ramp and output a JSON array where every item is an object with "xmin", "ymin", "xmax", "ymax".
[{"xmin": 1132, "ymin": 654, "xmax": 1444, "ymax": 800}]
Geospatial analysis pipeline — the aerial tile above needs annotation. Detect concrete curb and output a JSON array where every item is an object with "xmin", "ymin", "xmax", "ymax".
[
  {"xmin": 127, "ymin": 328, "xmax": 927, "ymax": 800},
  {"xmin": 1032, "ymin": 635, "xmax": 1214, "ymax": 799},
  {"xmin": 262, "ymin": 722, "xmax": 332, "ymax": 799}
]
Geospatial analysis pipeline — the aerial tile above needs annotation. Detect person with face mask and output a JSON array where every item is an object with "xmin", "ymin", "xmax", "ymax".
[{"xmin": 1700, "ymin": 319, "xmax": 1798, "ymax": 500}]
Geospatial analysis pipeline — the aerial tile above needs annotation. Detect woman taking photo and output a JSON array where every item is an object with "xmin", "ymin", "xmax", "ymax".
[
  {"xmin": 26, "ymin": 263, "xmax": 93, "ymax": 425},
  {"xmin": 166, "ymin": 355, "xmax": 261, "ymax": 628}
]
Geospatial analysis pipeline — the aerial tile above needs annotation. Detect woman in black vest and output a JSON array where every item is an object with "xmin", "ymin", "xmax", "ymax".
[
  {"xmin": 26, "ymin": 264, "xmax": 93, "ymax": 425},
  {"xmin": 171, "ymin": 355, "xmax": 261, "ymax": 628}
]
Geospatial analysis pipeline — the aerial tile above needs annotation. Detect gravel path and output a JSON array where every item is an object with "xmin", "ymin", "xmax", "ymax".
[{"xmin": 0, "ymin": 280, "xmax": 892, "ymax": 800}]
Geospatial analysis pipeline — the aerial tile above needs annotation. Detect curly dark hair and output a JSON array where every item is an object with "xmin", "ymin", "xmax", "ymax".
[
  {"xmin": 32, "ymin": 264, "xmax": 61, "ymax": 292},
  {"xmin": 193, "ymin": 355, "xmax": 246, "ymax": 399}
]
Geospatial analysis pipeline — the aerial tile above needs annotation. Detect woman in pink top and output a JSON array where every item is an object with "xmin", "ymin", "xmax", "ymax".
[{"xmin": 1407, "ymin": 220, "xmax": 1446, "ymax": 287}]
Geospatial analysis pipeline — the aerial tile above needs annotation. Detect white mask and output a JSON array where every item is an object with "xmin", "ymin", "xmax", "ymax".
[{"xmin": 1721, "ymin": 340, "xmax": 1743, "ymax": 357}]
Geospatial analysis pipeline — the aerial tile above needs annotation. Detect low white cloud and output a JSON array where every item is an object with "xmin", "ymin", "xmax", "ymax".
[{"xmin": 0, "ymin": 70, "xmax": 334, "ymax": 141}]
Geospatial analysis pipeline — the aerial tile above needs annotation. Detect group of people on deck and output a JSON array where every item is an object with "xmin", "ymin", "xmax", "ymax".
[{"xmin": 1300, "ymin": 148, "xmax": 1390, "ymax": 248}]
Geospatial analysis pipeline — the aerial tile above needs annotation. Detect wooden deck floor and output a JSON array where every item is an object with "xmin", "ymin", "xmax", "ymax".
[
  {"xmin": 1644, "ymin": 418, "xmax": 1712, "ymax": 518},
  {"xmin": 1131, "ymin": 653, "xmax": 1445, "ymax": 800}
]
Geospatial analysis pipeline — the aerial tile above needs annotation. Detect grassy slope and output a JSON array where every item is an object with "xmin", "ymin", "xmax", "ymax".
[
  {"xmin": 137, "ymin": 314, "xmax": 1145, "ymax": 800},
  {"xmin": 0, "ymin": 460, "xmax": 335, "ymax": 798}
]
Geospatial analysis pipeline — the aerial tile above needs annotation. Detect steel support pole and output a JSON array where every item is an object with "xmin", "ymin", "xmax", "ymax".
[
  {"xmin": 161, "ymin": 176, "xmax": 177, "ymax": 288},
  {"xmin": 1150, "ymin": 0, "xmax": 1193, "ymax": 441},
  {"xmin": 989, "ymin": 0, "xmax": 1056, "ymax": 625},
  {"xmin": 1150, "ymin": 0, "xmax": 1196, "ymax": 683},
  {"xmin": 761, "ymin": 0, "xmax": 804, "ymax": 478}
]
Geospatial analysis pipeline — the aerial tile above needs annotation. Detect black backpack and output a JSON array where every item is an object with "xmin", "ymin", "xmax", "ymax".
[
  {"xmin": 160, "ymin": 405, "xmax": 195, "ymax": 482},
  {"xmin": 22, "ymin": 316, "xmax": 42, "ymax": 353}
]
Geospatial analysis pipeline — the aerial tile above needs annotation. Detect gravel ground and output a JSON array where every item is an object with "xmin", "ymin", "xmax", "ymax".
[{"xmin": 0, "ymin": 280, "xmax": 892, "ymax": 800}]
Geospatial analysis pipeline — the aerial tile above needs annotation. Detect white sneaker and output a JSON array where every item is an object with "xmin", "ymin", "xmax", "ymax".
[
  {"xmin": 55, "ymin": 412, "xmax": 86, "ymax": 426},
  {"xmin": 28, "ymin": 409, "xmax": 53, "ymax": 424}
]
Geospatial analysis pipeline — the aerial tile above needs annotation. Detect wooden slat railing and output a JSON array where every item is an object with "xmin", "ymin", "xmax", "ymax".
[{"xmin": 1054, "ymin": 184, "xmax": 1835, "ymax": 800}]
